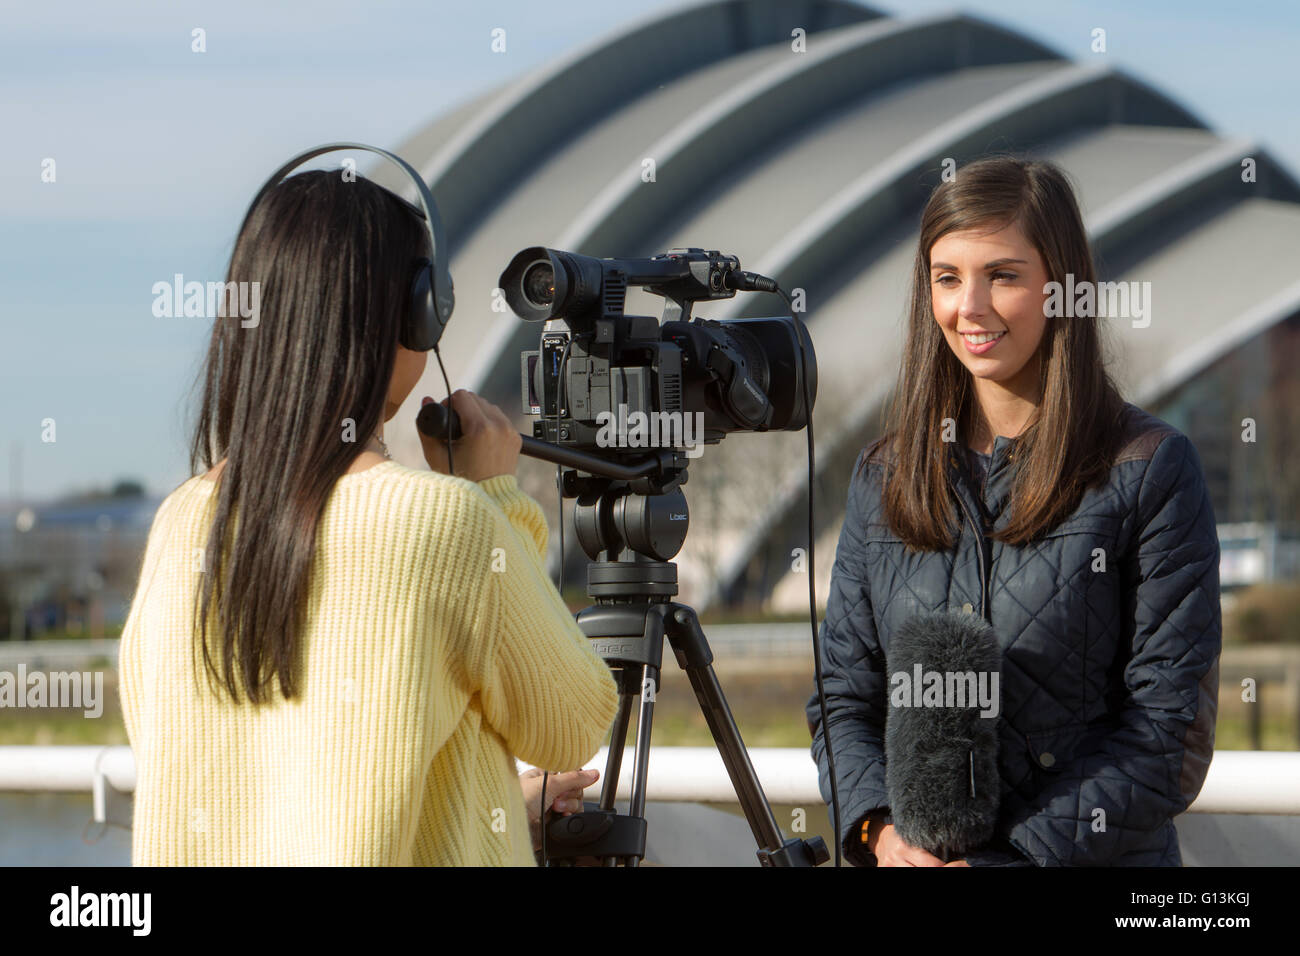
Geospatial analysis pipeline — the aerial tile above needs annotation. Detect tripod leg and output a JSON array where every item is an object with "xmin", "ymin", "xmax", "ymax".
[
  {"xmin": 596, "ymin": 669, "xmax": 641, "ymax": 867},
  {"xmin": 623, "ymin": 662, "xmax": 659, "ymax": 868},
  {"xmin": 682, "ymin": 662, "xmax": 785, "ymax": 849},
  {"xmin": 600, "ymin": 669, "xmax": 637, "ymax": 812},
  {"xmin": 666, "ymin": 606, "xmax": 785, "ymax": 851},
  {"xmin": 628, "ymin": 663, "xmax": 658, "ymax": 821}
]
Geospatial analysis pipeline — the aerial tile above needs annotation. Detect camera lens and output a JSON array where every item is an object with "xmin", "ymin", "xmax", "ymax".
[{"xmin": 522, "ymin": 261, "xmax": 555, "ymax": 307}]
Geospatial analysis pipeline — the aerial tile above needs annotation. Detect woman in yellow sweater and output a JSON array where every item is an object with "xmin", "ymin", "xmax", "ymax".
[{"xmin": 118, "ymin": 168, "xmax": 619, "ymax": 866}]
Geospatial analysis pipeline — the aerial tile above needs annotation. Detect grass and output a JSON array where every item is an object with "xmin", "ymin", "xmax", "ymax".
[
  {"xmin": 11, "ymin": 708, "xmax": 1290, "ymax": 750},
  {"xmin": 6, "ymin": 627, "xmax": 124, "ymax": 642},
  {"xmin": 0, "ymin": 710, "xmax": 131, "ymax": 746},
  {"xmin": 4, "ymin": 663, "xmax": 1296, "ymax": 752}
]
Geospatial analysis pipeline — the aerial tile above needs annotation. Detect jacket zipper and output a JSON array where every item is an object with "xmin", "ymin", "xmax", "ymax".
[{"xmin": 950, "ymin": 476, "xmax": 990, "ymax": 622}]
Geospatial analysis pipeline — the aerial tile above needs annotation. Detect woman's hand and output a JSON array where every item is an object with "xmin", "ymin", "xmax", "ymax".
[
  {"xmin": 519, "ymin": 767, "xmax": 599, "ymax": 851},
  {"xmin": 871, "ymin": 823, "xmax": 951, "ymax": 867},
  {"xmin": 418, "ymin": 390, "xmax": 521, "ymax": 482}
]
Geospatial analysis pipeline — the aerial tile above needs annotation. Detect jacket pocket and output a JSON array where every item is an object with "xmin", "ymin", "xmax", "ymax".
[
  {"xmin": 1035, "ymin": 515, "xmax": 1120, "ymax": 541},
  {"xmin": 862, "ymin": 522, "xmax": 903, "ymax": 543}
]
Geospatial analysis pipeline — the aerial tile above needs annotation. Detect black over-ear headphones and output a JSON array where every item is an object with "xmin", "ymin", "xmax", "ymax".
[{"xmin": 237, "ymin": 142, "xmax": 455, "ymax": 351}]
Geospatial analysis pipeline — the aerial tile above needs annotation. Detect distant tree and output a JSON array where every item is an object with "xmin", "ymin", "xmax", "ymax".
[
  {"xmin": 53, "ymin": 478, "xmax": 146, "ymax": 505},
  {"xmin": 1225, "ymin": 581, "xmax": 1300, "ymax": 644}
]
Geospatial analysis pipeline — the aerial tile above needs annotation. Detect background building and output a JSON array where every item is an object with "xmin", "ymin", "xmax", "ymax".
[
  {"xmin": 4, "ymin": 0, "xmax": 1297, "ymax": 631},
  {"xmin": 363, "ymin": 0, "xmax": 1300, "ymax": 612}
]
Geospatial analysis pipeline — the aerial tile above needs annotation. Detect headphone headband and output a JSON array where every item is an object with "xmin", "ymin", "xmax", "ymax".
[{"xmin": 238, "ymin": 142, "xmax": 455, "ymax": 350}]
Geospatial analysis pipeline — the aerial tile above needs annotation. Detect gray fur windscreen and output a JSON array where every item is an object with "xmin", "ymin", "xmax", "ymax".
[{"xmin": 884, "ymin": 609, "xmax": 1003, "ymax": 860}]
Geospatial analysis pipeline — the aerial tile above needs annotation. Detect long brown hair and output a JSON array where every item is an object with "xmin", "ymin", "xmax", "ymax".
[
  {"xmin": 188, "ymin": 170, "xmax": 430, "ymax": 703},
  {"xmin": 870, "ymin": 155, "xmax": 1126, "ymax": 550}
]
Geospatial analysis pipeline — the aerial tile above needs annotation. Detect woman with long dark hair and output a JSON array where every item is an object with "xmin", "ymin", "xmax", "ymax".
[
  {"xmin": 808, "ymin": 156, "xmax": 1222, "ymax": 866},
  {"xmin": 119, "ymin": 169, "xmax": 618, "ymax": 865}
]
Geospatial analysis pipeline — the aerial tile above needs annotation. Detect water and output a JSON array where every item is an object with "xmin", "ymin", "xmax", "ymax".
[{"xmin": 0, "ymin": 793, "xmax": 131, "ymax": 866}]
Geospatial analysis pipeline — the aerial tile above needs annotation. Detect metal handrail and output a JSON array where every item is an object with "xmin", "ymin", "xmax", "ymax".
[{"xmin": 2, "ymin": 746, "xmax": 1297, "ymax": 815}]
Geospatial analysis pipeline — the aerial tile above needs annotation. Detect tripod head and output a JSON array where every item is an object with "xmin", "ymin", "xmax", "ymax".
[{"xmin": 534, "ymin": 432, "xmax": 691, "ymax": 604}]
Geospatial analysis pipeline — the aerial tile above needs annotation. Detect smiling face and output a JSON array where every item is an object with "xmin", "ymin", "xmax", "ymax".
[{"xmin": 929, "ymin": 219, "xmax": 1050, "ymax": 404}]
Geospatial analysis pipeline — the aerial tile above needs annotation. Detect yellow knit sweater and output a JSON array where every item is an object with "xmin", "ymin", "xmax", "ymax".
[{"xmin": 118, "ymin": 461, "xmax": 619, "ymax": 866}]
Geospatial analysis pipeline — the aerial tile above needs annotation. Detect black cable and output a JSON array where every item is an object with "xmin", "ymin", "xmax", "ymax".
[
  {"xmin": 543, "ymin": 337, "xmax": 574, "ymax": 869},
  {"xmin": 428, "ymin": 339, "xmax": 565, "ymax": 867},
  {"xmin": 432, "ymin": 344, "xmax": 455, "ymax": 477},
  {"xmin": 773, "ymin": 282, "xmax": 842, "ymax": 869},
  {"xmin": 553, "ymin": 337, "xmax": 573, "ymax": 598},
  {"xmin": 714, "ymin": 267, "xmax": 841, "ymax": 866},
  {"xmin": 539, "ymin": 769, "xmax": 549, "ymax": 866}
]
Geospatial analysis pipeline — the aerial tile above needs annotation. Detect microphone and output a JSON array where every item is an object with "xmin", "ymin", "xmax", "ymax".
[
  {"xmin": 884, "ymin": 608, "xmax": 1002, "ymax": 861},
  {"xmin": 416, "ymin": 400, "xmax": 463, "ymax": 442}
]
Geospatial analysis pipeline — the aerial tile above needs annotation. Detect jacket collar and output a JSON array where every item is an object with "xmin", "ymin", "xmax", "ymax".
[
  {"xmin": 948, "ymin": 433, "xmax": 1022, "ymax": 532},
  {"xmin": 991, "ymin": 433, "xmax": 1018, "ymax": 466}
]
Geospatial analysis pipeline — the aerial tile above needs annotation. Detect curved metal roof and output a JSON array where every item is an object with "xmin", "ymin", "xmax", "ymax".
[{"xmin": 378, "ymin": 0, "xmax": 1300, "ymax": 612}]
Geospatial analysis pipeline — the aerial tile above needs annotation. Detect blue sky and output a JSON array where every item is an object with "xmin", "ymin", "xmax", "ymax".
[{"xmin": 2, "ymin": 0, "xmax": 1297, "ymax": 501}]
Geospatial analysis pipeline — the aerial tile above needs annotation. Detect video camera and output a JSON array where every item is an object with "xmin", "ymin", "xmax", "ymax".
[
  {"xmin": 500, "ymin": 246, "xmax": 816, "ymax": 457},
  {"xmin": 489, "ymin": 246, "xmax": 830, "ymax": 867}
]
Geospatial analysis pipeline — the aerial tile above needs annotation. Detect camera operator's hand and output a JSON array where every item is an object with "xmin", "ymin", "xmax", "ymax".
[
  {"xmin": 417, "ymin": 390, "xmax": 521, "ymax": 482},
  {"xmin": 871, "ymin": 823, "xmax": 949, "ymax": 867},
  {"xmin": 519, "ymin": 768, "xmax": 599, "ymax": 852}
]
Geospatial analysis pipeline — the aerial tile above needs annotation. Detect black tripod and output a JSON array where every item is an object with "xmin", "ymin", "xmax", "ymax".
[{"xmin": 537, "ymin": 452, "xmax": 828, "ymax": 867}]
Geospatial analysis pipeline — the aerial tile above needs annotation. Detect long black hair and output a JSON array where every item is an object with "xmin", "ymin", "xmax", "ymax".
[{"xmin": 188, "ymin": 169, "xmax": 430, "ymax": 703}]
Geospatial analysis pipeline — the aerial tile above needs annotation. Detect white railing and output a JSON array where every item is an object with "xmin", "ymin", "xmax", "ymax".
[
  {"xmin": 3, "ymin": 746, "xmax": 1298, "ymax": 814},
  {"xmin": 0, "ymin": 639, "xmax": 121, "ymax": 668}
]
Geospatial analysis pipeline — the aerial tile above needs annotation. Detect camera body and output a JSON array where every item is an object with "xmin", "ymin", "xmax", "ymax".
[{"xmin": 506, "ymin": 246, "xmax": 815, "ymax": 458}]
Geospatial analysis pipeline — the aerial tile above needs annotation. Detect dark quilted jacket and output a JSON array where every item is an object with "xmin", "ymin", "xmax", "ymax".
[{"xmin": 806, "ymin": 402, "xmax": 1222, "ymax": 866}]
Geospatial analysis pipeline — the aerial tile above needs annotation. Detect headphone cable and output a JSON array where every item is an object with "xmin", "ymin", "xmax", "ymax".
[{"xmin": 431, "ymin": 344, "xmax": 455, "ymax": 477}]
